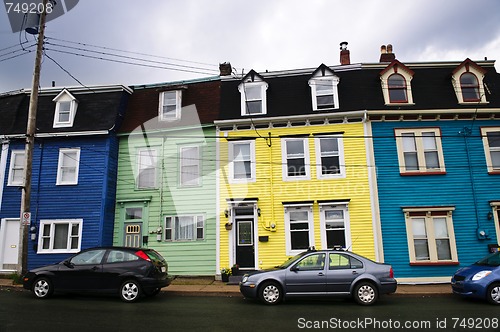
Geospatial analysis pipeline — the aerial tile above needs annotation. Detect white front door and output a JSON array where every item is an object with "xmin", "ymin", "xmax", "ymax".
[{"xmin": 0, "ymin": 219, "xmax": 20, "ymax": 271}]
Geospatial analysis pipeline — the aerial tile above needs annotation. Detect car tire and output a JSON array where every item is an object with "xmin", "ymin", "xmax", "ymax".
[
  {"xmin": 259, "ymin": 281, "xmax": 282, "ymax": 305},
  {"xmin": 32, "ymin": 277, "xmax": 53, "ymax": 299},
  {"xmin": 120, "ymin": 280, "xmax": 142, "ymax": 303},
  {"xmin": 353, "ymin": 281, "xmax": 378, "ymax": 305},
  {"xmin": 487, "ymin": 283, "xmax": 500, "ymax": 305}
]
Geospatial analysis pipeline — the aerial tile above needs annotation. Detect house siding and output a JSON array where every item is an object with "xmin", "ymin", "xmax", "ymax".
[
  {"xmin": 218, "ymin": 121, "xmax": 376, "ymax": 272},
  {"xmin": 372, "ymin": 119, "xmax": 500, "ymax": 279}
]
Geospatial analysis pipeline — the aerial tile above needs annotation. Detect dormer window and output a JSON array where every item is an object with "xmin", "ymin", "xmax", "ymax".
[
  {"xmin": 53, "ymin": 89, "xmax": 78, "ymax": 128},
  {"xmin": 239, "ymin": 70, "xmax": 268, "ymax": 116},
  {"xmin": 452, "ymin": 58, "xmax": 488, "ymax": 105},
  {"xmin": 308, "ymin": 64, "xmax": 340, "ymax": 111},
  {"xmin": 159, "ymin": 90, "xmax": 182, "ymax": 121},
  {"xmin": 380, "ymin": 60, "xmax": 414, "ymax": 106}
]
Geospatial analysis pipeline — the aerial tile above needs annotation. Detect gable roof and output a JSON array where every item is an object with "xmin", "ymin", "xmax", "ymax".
[{"xmin": 379, "ymin": 59, "xmax": 415, "ymax": 76}]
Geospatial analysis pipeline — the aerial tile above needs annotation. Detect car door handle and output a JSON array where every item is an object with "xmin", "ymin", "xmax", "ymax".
[
  {"xmin": 352, "ymin": 271, "xmax": 358, "ymax": 275},
  {"xmin": 91, "ymin": 266, "xmax": 99, "ymax": 271},
  {"xmin": 318, "ymin": 272, "xmax": 325, "ymax": 276}
]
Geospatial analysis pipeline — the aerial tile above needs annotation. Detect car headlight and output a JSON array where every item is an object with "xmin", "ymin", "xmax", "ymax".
[
  {"xmin": 472, "ymin": 271, "xmax": 492, "ymax": 281},
  {"xmin": 242, "ymin": 276, "xmax": 249, "ymax": 283}
]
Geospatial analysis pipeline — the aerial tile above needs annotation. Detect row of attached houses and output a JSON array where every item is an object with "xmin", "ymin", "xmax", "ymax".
[{"xmin": 1, "ymin": 45, "xmax": 500, "ymax": 282}]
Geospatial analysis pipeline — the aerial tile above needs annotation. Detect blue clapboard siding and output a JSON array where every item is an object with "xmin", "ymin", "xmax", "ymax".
[
  {"xmin": 372, "ymin": 119, "xmax": 500, "ymax": 279},
  {"xmin": 0, "ymin": 136, "xmax": 120, "ymax": 269}
]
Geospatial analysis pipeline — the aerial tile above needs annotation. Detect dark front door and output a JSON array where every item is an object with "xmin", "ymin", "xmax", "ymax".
[{"xmin": 234, "ymin": 207, "xmax": 255, "ymax": 269}]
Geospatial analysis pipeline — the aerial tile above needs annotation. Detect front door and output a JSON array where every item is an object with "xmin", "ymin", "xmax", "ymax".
[
  {"xmin": 0, "ymin": 219, "xmax": 20, "ymax": 271},
  {"xmin": 124, "ymin": 223, "xmax": 142, "ymax": 248},
  {"xmin": 234, "ymin": 206, "xmax": 255, "ymax": 269}
]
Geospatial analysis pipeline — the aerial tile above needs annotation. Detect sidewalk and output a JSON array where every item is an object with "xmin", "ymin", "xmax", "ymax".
[{"xmin": 0, "ymin": 277, "xmax": 452, "ymax": 296}]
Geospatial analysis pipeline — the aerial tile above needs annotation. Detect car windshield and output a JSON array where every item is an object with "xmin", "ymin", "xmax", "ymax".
[
  {"xmin": 475, "ymin": 252, "xmax": 500, "ymax": 267},
  {"xmin": 276, "ymin": 252, "xmax": 308, "ymax": 269}
]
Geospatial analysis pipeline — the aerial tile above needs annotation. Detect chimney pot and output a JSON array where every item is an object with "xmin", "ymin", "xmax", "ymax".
[
  {"xmin": 379, "ymin": 44, "xmax": 396, "ymax": 62},
  {"xmin": 219, "ymin": 62, "xmax": 232, "ymax": 76}
]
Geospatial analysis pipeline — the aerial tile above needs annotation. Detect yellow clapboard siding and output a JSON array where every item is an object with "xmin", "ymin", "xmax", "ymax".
[{"xmin": 219, "ymin": 122, "xmax": 375, "ymax": 270}]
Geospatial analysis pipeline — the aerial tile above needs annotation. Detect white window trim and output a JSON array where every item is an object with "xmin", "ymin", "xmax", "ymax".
[
  {"xmin": 284, "ymin": 205, "xmax": 314, "ymax": 256},
  {"xmin": 159, "ymin": 90, "xmax": 182, "ymax": 121},
  {"xmin": 403, "ymin": 208, "xmax": 458, "ymax": 264},
  {"xmin": 164, "ymin": 214, "xmax": 205, "ymax": 242},
  {"xmin": 452, "ymin": 65, "xmax": 488, "ymax": 105},
  {"xmin": 52, "ymin": 89, "xmax": 78, "ymax": 128},
  {"xmin": 395, "ymin": 128, "xmax": 446, "ymax": 174},
  {"xmin": 281, "ymin": 138, "xmax": 311, "ymax": 181},
  {"xmin": 37, "ymin": 219, "xmax": 83, "ymax": 254},
  {"xmin": 319, "ymin": 203, "xmax": 351, "ymax": 250},
  {"xmin": 238, "ymin": 81, "xmax": 268, "ymax": 116},
  {"xmin": 481, "ymin": 127, "xmax": 500, "ymax": 173},
  {"xmin": 56, "ymin": 148, "xmax": 80, "ymax": 185},
  {"xmin": 7, "ymin": 150, "xmax": 25, "ymax": 186},
  {"xmin": 315, "ymin": 135, "xmax": 346, "ymax": 179},
  {"xmin": 308, "ymin": 76, "xmax": 340, "ymax": 111},
  {"xmin": 136, "ymin": 147, "xmax": 158, "ymax": 190},
  {"xmin": 228, "ymin": 140, "xmax": 256, "ymax": 183},
  {"xmin": 179, "ymin": 145, "xmax": 201, "ymax": 187},
  {"xmin": 380, "ymin": 65, "xmax": 414, "ymax": 106}
]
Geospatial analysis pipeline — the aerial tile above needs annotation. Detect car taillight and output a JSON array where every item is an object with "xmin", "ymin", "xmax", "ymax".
[
  {"xmin": 135, "ymin": 250, "xmax": 151, "ymax": 261},
  {"xmin": 389, "ymin": 267, "xmax": 394, "ymax": 279}
]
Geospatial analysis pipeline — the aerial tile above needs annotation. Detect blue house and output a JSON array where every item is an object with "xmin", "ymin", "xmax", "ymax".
[
  {"xmin": 367, "ymin": 54, "xmax": 500, "ymax": 282},
  {"xmin": 0, "ymin": 85, "xmax": 131, "ymax": 272}
]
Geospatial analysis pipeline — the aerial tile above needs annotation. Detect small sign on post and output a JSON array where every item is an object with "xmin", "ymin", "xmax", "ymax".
[{"xmin": 22, "ymin": 212, "xmax": 31, "ymax": 226}]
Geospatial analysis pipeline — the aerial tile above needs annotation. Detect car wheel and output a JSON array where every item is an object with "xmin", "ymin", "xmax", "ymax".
[
  {"xmin": 120, "ymin": 280, "xmax": 142, "ymax": 303},
  {"xmin": 487, "ymin": 283, "xmax": 500, "ymax": 305},
  {"xmin": 259, "ymin": 281, "xmax": 282, "ymax": 305},
  {"xmin": 353, "ymin": 281, "xmax": 378, "ymax": 305},
  {"xmin": 32, "ymin": 277, "xmax": 53, "ymax": 299}
]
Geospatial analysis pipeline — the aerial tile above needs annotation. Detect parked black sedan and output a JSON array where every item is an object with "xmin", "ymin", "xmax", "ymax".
[
  {"xmin": 240, "ymin": 247, "xmax": 397, "ymax": 305},
  {"xmin": 23, "ymin": 247, "xmax": 172, "ymax": 302}
]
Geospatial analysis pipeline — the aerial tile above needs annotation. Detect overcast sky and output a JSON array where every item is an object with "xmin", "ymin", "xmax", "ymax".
[{"xmin": 1, "ymin": 0, "xmax": 500, "ymax": 93}]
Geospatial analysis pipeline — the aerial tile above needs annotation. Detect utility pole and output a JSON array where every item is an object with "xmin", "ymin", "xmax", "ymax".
[{"xmin": 17, "ymin": 0, "xmax": 49, "ymax": 276}]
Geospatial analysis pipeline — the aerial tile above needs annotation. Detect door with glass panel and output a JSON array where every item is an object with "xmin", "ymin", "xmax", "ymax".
[{"xmin": 234, "ymin": 206, "xmax": 255, "ymax": 269}]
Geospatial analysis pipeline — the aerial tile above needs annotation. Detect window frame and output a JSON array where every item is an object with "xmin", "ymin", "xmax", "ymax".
[
  {"xmin": 379, "ymin": 61, "xmax": 414, "ymax": 106},
  {"xmin": 460, "ymin": 72, "xmax": 481, "ymax": 102},
  {"xmin": 228, "ymin": 140, "xmax": 256, "ymax": 183},
  {"xmin": 451, "ymin": 60, "xmax": 488, "ymax": 105},
  {"xmin": 284, "ymin": 205, "xmax": 314, "ymax": 256},
  {"xmin": 238, "ymin": 81, "xmax": 268, "ymax": 116},
  {"xmin": 53, "ymin": 90, "xmax": 78, "ymax": 128},
  {"xmin": 314, "ymin": 135, "xmax": 345, "ymax": 179},
  {"xmin": 281, "ymin": 137, "xmax": 311, "ymax": 181},
  {"xmin": 179, "ymin": 145, "xmax": 201, "ymax": 187},
  {"xmin": 38, "ymin": 219, "xmax": 83, "ymax": 254},
  {"xmin": 319, "ymin": 203, "xmax": 350, "ymax": 250},
  {"xmin": 481, "ymin": 127, "xmax": 500, "ymax": 174},
  {"xmin": 403, "ymin": 208, "xmax": 458, "ymax": 265},
  {"xmin": 159, "ymin": 90, "xmax": 182, "ymax": 121},
  {"xmin": 7, "ymin": 150, "xmax": 25, "ymax": 186},
  {"xmin": 395, "ymin": 128, "xmax": 446, "ymax": 175},
  {"xmin": 136, "ymin": 147, "xmax": 158, "ymax": 190},
  {"xmin": 56, "ymin": 148, "xmax": 81, "ymax": 185},
  {"xmin": 308, "ymin": 76, "xmax": 340, "ymax": 111},
  {"xmin": 387, "ymin": 73, "xmax": 408, "ymax": 103},
  {"xmin": 164, "ymin": 215, "xmax": 205, "ymax": 242}
]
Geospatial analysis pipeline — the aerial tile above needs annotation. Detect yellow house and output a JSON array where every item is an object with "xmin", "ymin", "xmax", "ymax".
[{"xmin": 216, "ymin": 108, "xmax": 381, "ymax": 275}]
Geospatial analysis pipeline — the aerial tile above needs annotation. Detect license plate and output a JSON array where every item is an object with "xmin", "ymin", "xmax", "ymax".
[{"xmin": 161, "ymin": 266, "xmax": 166, "ymax": 273}]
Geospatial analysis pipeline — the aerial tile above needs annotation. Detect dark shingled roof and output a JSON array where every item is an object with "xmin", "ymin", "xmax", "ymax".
[{"xmin": 0, "ymin": 88, "xmax": 130, "ymax": 136}]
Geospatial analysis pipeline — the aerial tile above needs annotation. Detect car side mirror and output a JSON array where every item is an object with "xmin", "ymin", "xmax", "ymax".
[
  {"xmin": 63, "ymin": 260, "xmax": 74, "ymax": 268},
  {"xmin": 290, "ymin": 265, "xmax": 300, "ymax": 272}
]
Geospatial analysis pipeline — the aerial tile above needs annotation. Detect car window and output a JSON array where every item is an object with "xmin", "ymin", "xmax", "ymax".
[
  {"xmin": 70, "ymin": 249, "xmax": 106, "ymax": 265},
  {"xmin": 106, "ymin": 250, "xmax": 139, "ymax": 263},
  {"xmin": 144, "ymin": 249, "xmax": 165, "ymax": 263},
  {"xmin": 294, "ymin": 253, "xmax": 325, "ymax": 271},
  {"xmin": 329, "ymin": 253, "xmax": 363, "ymax": 270},
  {"xmin": 476, "ymin": 252, "xmax": 500, "ymax": 267}
]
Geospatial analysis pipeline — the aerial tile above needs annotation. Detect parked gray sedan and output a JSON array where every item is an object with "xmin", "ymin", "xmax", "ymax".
[{"xmin": 239, "ymin": 248, "xmax": 397, "ymax": 305}]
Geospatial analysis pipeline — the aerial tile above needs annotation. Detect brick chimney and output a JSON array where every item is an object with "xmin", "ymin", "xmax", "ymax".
[
  {"xmin": 340, "ymin": 41, "xmax": 350, "ymax": 65},
  {"xmin": 219, "ymin": 62, "xmax": 232, "ymax": 76},
  {"xmin": 379, "ymin": 44, "xmax": 396, "ymax": 62}
]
